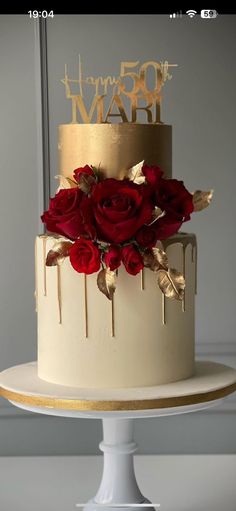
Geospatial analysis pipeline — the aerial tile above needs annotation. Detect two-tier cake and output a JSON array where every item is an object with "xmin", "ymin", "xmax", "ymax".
[{"xmin": 35, "ymin": 60, "xmax": 212, "ymax": 389}]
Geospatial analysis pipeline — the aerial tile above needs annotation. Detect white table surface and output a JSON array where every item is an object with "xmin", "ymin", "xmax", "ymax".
[{"xmin": 0, "ymin": 455, "xmax": 235, "ymax": 511}]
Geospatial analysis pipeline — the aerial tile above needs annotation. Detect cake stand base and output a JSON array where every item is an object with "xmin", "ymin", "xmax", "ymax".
[
  {"xmin": 80, "ymin": 418, "xmax": 156, "ymax": 511},
  {"xmin": 0, "ymin": 360, "xmax": 236, "ymax": 510}
]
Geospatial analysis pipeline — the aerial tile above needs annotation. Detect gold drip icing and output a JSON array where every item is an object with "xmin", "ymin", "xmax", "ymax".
[
  {"xmin": 191, "ymin": 244, "xmax": 194, "ymax": 263},
  {"xmin": 57, "ymin": 265, "xmax": 62, "ymax": 324},
  {"xmin": 162, "ymin": 232, "xmax": 197, "ymax": 253},
  {"xmin": 37, "ymin": 233, "xmax": 197, "ymax": 332},
  {"xmin": 84, "ymin": 274, "xmax": 88, "ymax": 338},
  {"xmin": 141, "ymin": 268, "xmax": 144, "ymax": 290},
  {"xmin": 42, "ymin": 236, "xmax": 47, "ymax": 296},
  {"xmin": 34, "ymin": 239, "xmax": 38, "ymax": 312},
  {"xmin": 161, "ymin": 232, "xmax": 197, "ymax": 322},
  {"xmin": 162, "ymin": 294, "xmax": 166, "ymax": 325},
  {"xmin": 182, "ymin": 244, "xmax": 187, "ymax": 312},
  {"xmin": 194, "ymin": 244, "xmax": 197, "ymax": 294},
  {"xmin": 111, "ymin": 296, "xmax": 115, "ymax": 337}
]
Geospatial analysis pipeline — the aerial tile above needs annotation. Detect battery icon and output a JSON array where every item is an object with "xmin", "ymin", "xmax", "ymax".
[{"xmin": 201, "ymin": 9, "xmax": 218, "ymax": 18}]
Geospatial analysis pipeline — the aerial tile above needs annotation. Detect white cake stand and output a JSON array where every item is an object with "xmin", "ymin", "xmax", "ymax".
[{"xmin": 0, "ymin": 361, "xmax": 236, "ymax": 510}]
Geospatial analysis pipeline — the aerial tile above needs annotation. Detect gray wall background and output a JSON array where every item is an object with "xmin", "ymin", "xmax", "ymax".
[{"xmin": 0, "ymin": 14, "xmax": 236, "ymax": 456}]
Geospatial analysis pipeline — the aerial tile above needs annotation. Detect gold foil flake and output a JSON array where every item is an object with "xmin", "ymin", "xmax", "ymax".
[
  {"xmin": 192, "ymin": 190, "xmax": 214, "ymax": 212},
  {"xmin": 97, "ymin": 268, "xmax": 116, "ymax": 301},
  {"xmin": 157, "ymin": 268, "xmax": 185, "ymax": 301},
  {"xmin": 143, "ymin": 247, "xmax": 168, "ymax": 272},
  {"xmin": 46, "ymin": 241, "xmax": 73, "ymax": 267},
  {"xmin": 156, "ymin": 240, "xmax": 165, "ymax": 250},
  {"xmin": 126, "ymin": 160, "xmax": 145, "ymax": 184},
  {"xmin": 54, "ymin": 175, "xmax": 77, "ymax": 192},
  {"xmin": 152, "ymin": 247, "xmax": 168, "ymax": 270},
  {"xmin": 148, "ymin": 207, "xmax": 165, "ymax": 226}
]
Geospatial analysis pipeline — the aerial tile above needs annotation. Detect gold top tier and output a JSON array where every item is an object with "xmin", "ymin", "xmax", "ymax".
[{"xmin": 58, "ymin": 123, "xmax": 172, "ymax": 180}]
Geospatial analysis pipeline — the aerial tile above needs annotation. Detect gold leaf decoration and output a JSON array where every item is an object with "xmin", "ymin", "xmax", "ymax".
[
  {"xmin": 55, "ymin": 175, "xmax": 77, "ymax": 192},
  {"xmin": 97, "ymin": 268, "xmax": 116, "ymax": 300},
  {"xmin": 152, "ymin": 247, "xmax": 168, "ymax": 270},
  {"xmin": 157, "ymin": 268, "xmax": 185, "ymax": 300},
  {"xmin": 46, "ymin": 241, "xmax": 73, "ymax": 266},
  {"xmin": 78, "ymin": 173, "xmax": 96, "ymax": 194},
  {"xmin": 127, "ymin": 160, "xmax": 145, "ymax": 184},
  {"xmin": 192, "ymin": 189, "xmax": 214, "ymax": 212},
  {"xmin": 155, "ymin": 240, "xmax": 165, "ymax": 251},
  {"xmin": 143, "ymin": 246, "xmax": 168, "ymax": 272},
  {"xmin": 148, "ymin": 207, "xmax": 165, "ymax": 226}
]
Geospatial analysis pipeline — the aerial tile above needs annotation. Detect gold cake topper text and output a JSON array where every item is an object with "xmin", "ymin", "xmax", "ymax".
[{"xmin": 61, "ymin": 57, "xmax": 177, "ymax": 124}]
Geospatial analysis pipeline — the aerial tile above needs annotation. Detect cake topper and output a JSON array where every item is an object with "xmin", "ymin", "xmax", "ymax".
[{"xmin": 61, "ymin": 56, "xmax": 178, "ymax": 124}]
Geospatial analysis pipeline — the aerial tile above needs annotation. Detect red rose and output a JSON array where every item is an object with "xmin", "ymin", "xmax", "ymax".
[
  {"xmin": 122, "ymin": 245, "xmax": 144, "ymax": 275},
  {"xmin": 156, "ymin": 178, "xmax": 193, "ymax": 222},
  {"xmin": 41, "ymin": 188, "xmax": 89, "ymax": 240},
  {"xmin": 91, "ymin": 179, "xmax": 153, "ymax": 243},
  {"xmin": 69, "ymin": 238, "xmax": 101, "ymax": 274},
  {"xmin": 135, "ymin": 224, "xmax": 159, "ymax": 248},
  {"xmin": 104, "ymin": 246, "xmax": 122, "ymax": 270},
  {"xmin": 142, "ymin": 164, "xmax": 163, "ymax": 187},
  {"xmin": 73, "ymin": 165, "xmax": 94, "ymax": 183}
]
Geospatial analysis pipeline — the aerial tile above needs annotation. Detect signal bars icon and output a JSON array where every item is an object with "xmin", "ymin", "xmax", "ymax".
[{"xmin": 170, "ymin": 11, "xmax": 182, "ymax": 18}]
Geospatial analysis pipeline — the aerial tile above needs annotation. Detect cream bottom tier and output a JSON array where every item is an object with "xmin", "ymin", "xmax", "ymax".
[{"xmin": 36, "ymin": 233, "xmax": 196, "ymax": 388}]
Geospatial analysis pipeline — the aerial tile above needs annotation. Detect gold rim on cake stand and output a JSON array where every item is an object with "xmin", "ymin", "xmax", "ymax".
[
  {"xmin": 1, "ymin": 361, "xmax": 236, "ymax": 510},
  {"xmin": 0, "ymin": 361, "xmax": 236, "ymax": 412}
]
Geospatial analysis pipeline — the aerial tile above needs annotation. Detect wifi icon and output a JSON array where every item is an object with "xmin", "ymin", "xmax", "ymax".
[{"xmin": 186, "ymin": 9, "xmax": 197, "ymax": 17}]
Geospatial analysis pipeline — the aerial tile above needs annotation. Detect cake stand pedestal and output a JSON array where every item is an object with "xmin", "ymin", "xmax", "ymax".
[{"xmin": 0, "ymin": 361, "xmax": 236, "ymax": 510}]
